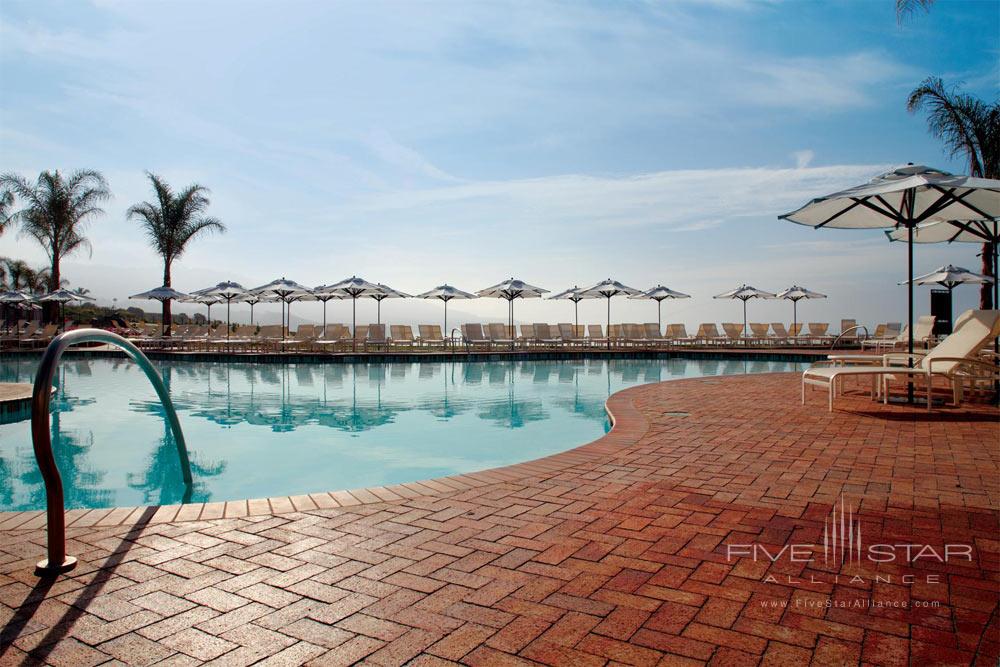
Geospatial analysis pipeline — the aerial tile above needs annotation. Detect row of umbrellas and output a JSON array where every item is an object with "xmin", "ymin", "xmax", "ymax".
[{"xmin": 0, "ymin": 288, "xmax": 96, "ymax": 331}]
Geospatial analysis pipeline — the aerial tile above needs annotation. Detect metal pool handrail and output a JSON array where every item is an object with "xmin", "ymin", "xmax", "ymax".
[
  {"xmin": 31, "ymin": 329, "xmax": 191, "ymax": 577},
  {"xmin": 830, "ymin": 325, "xmax": 870, "ymax": 350}
]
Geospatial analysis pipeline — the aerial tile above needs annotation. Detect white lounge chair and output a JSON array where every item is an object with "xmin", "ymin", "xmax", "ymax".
[{"xmin": 803, "ymin": 310, "xmax": 1000, "ymax": 411}]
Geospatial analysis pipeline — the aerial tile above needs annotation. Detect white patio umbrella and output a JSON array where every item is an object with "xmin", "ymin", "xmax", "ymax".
[
  {"xmin": 887, "ymin": 219, "xmax": 999, "ymax": 312},
  {"xmin": 200, "ymin": 281, "xmax": 247, "ymax": 341},
  {"xmin": 130, "ymin": 286, "xmax": 191, "ymax": 335},
  {"xmin": 250, "ymin": 278, "xmax": 312, "ymax": 339},
  {"xmin": 548, "ymin": 286, "xmax": 598, "ymax": 329},
  {"xmin": 414, "ymin": 284, "xmax": 478, "ymax": 345},
  {"xmin": 477, "ymin": 278, "xmax": 549, "ymax": 339},
  {"xmin": 901, "ymin": 264, "xmax": 993, "ymax": 332},
  {"xmin": 183, "ymin": 292, "xmax": 222, "ymax": 325},
  {"xmin": 713, "ymin": 285, "xmax": 776, "ymax": 345},
  {"xmin": 579, "ymin": 279, "xmax": 642, "ymax": 349},
  {"xmin": 367, "ymin": 284, "xmax": 411, "ymax": 326},
  {"xmin": 0, "ymin": 290, "xmax": 36, "ymax": 339},
  {"xmin": 239, "ymin": 291, "xmax": 271, "ymax": 326},
  {"xmin": 320, "ymin": 276, "xmax": 384, "ymax": 351},
  {"xmin": 38, "ymin": 289, "xmax": 96, "ymax": 330},
  {"xmin": 781, "ymin": 165, "xmax": 1000, "ymax": 381},
  {"xmin": 311, "ymin": 285, "xmax": 343, "ymax": 335},
  {"xmin": 628, "ymin": 285, "xmax": 691, "ymax": 332},
  {"xmin": 772, "ymin": 286, "xmax": 826, "ymax": 338}
]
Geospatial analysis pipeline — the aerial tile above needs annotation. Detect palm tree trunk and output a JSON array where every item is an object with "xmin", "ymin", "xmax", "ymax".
[
  {"xmin": 163, "ymin": 262, "xmax": 172, "ymax": 337},
  {"xmin": 982, "ymin": 242, "xmax": 996, "ymax": 309},
  {"xmin": 44, "ymin": 255, "xmax": 60, "ymax": 324}
]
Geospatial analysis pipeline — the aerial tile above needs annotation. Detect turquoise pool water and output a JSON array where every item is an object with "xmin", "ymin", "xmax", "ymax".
[{"xmin": 0, "ymin": 356, "xmax": 801, "ymax": 511}]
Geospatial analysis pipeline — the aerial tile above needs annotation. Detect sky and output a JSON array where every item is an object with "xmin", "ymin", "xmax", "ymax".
[{"xmin": 1, "ymin": 0, "xmax": 998, "ymax": 329}]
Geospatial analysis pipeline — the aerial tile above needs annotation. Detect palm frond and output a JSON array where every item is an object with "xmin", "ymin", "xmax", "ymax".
[{"xmin": 896, "ymin": 0, "xmax": 934, "ymax": 23}]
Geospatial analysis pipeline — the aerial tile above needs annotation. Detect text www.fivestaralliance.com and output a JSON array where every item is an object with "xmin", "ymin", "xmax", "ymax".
[{"xmin": 760, "ymin": 599, "xmax": 941, "ymax": 610}]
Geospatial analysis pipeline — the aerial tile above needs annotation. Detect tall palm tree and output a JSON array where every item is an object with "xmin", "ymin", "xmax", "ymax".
[
  {"xmin": 0, "ymin": 189, "xmax": 14, "ymax": 236},
  {"xmin": 896, "ymin": 0, "xmax": 934, "ymax": 23},
  {"xmin": 127, "ymin": 173, "xmax": 225, "ymax": 331},
  {"xmin": 908, "ymin": 77, "xmax": 1000, "ymax": 308},
  {"xmin": 0, "ymin": 170, "xmax": 110, "ymax": 322}
]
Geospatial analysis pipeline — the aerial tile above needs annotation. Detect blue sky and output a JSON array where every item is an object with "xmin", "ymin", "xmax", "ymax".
[{"xmin": 1, "ymin": 0, "xmax": 997, "ymax": 328}]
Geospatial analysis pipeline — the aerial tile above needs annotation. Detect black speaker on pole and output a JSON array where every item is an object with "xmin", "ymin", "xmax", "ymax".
[{"xmin": 929, "ymin": 289, "xmax": 952, "ymax": 336}]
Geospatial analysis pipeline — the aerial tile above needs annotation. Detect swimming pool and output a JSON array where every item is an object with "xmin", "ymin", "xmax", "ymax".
[{"xmin": 0, "ymin": 356, "xmax": 801, "ymax": 511}]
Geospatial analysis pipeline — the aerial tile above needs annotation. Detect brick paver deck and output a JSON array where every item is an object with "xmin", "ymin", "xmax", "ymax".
[{"xmin": 1, "ymin": 373, "xmax": 997, "ymax": 666}]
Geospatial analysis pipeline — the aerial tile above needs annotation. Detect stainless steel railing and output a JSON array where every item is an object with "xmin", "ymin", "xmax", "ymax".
[{"xmin": 31, "ymin": 329, "xmax": 191, "ymax": 576}]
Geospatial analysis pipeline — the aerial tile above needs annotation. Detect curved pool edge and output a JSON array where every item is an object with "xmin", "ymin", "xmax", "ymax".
[{"xmin": 0, "ymin": 373, "xmax": 789, "ymax": 532}]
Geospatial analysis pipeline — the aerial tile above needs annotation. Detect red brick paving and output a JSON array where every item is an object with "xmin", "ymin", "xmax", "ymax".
[{"xmin": 0, "ymin": 372, "xmax": 997, "ymax": 666}]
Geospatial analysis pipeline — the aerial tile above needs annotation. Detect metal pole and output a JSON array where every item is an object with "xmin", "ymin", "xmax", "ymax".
[
  {"xmin": 31, "ymin": 329, "xmax": 191, "ymax": 576},
  {"xmin": 444, "ymin": 299, "xmax": 448, "ymax": 347},
  {"xmin": 227, "ymin": 300, "xmax": 231, "ymax": 341},
  {"xmin": 793, "ymin": 300, "xmax": 798, "ymax": 340},
  {"xmin": 353, "ymin": 297, "xmax": 357, "ymax": 352},
  {"xmin": 743, "ymin": 299, "xmax": 748, "ymax": 347},
  {"xmin": 907, "ymin": 221, "xmax": 915, "ymax": 402},
  {"xmin": 606, "ymin": 296, "xmax": 611, "ymax": 350},
  {"xmin": 657, "ymin": 299, "xmax": 662, "ymax": 333},
  {"xmin": 377, "ymin": 298, "xmax": 381, "ymax": 326}
]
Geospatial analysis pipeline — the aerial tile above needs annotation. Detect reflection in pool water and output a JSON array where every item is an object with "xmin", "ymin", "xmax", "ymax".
[{"xmin": 0, "ymin": 356, "xmax": 800, "ymax": 511}]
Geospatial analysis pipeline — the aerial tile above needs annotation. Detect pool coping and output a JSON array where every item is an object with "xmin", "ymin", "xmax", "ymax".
[{"xmin": 0, "ymin": 369, "xmax": 680, "ymax": 532}]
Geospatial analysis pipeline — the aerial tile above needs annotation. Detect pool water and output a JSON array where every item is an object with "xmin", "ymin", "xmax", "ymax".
[{"xmin": 0, "ymin": 356, "xmax": 800, "ymax": 511}]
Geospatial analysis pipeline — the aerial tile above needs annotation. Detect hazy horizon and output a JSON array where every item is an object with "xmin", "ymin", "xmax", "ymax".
[{"xmin": 2, "ymin": 0, "xmax": 997, "ymax": 330}]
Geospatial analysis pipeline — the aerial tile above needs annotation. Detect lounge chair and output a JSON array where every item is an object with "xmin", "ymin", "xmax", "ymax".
[
  {"xmin": 390, "ymin": 324, "xmax": 415, "ymax": 349},
  {"xmin": 623, "ymin": 323, "xmax": 647, "ymax": 346},
  {"xmin": 587, "ymin": 324, "xmax": 607, "ymax": 346},
  {"xmin": 366, "ymin": 323, "xmax": 388, "ymax": 351},
  {"xmin": 486, "ymin": 323, "xmax": 514, "ymax": 347},
  {"xmin": 461, "ymin": 323, "xmax": 491, "ymax": 350},
  {"xmin": 805, "ymin": 322, "xmax": 830, "ymax": 346},
  {"xmin": 771, "ymin": 323, "xmax": 790, "ymax": 345},
  {"xmin": 721, "ymin": 323, "xmax": 745, "ymax": 345},
  {"xmin": 695, "ymin": 323, "xmax": 723, "ymax": 345},
  {"xmin": 313, "ymin": 324, "xmax": 350, "ymax": 352},
  {"xmin": 558, "ymin": 323, "xmax": 588, "ymax": 347},
  {"xmin": 418, "ymin": 324, "xmax": 445, "ymax": 348},
  {"xmin": 519, "ymin": 324, "xmax": 535, "ymax": 347},
  {"xmin": 750, "ymin": 323, "xmax": 771, "ymax": 346},
  {"xmin": 802, "ymin": 309, "xmax": 1000, "ymax": 411},
  {"xmin": 533, "ymin": 323, "xmax": 562, "ymax": 347},
  {"xmin": 643, "ymin": 323, "xmax": 669, "ymax": 346},
  {"xmin": 667, "ymin": 323, "xmax": 696, "ymax": 345}
]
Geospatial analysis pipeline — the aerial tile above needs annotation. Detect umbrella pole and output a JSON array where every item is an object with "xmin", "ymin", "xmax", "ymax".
[
  {"xmin": 743, "ymin": 299, "xmax": 747, "ymax": 347},
  {"xmin": 227, "ymin": 300, "xmax": 231, "ymax": 342},
  {"xmin": 322, "ymin": 300, "xmax": 327, "ymax": 336},
  {"xmin": 606, "ymin": 297, "xmax": 611, "ymax": 351},
  {"xmin": 574, "ymin": 300, "xmax": 578, "ymax": 330},
  {"xmin": 444, "ymin": 299, "xmax": 448, "ymax": 348},
  {"xmin": 793, "ymin": 300, "xmax": 797, "ymax": 343},
  {"xmin": 377, "ymin": 299, "xmax": 381, "ymax": 326},
  {"xmin": 907, "ymin": 222, "xmax": 914, "ymax": 403},
  {"xmin": 657, "ymin": 299, "xmax": 662, "ymax": 333},
  {"xmin": 352, "ymin": 298, "xmax": 357, "ymax": 352}
]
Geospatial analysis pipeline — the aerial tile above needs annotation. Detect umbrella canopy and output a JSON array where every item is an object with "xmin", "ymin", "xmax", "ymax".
[
  {"xmin": 37, "ymin": 289, "xmax": 95, "ymax": 304},
  {"xmin": 781, "ymin": 164, "xmax": 1000, "ymax": 378},
  {"xmin": 200, "ymin": 282, "xmax": 248, "ymax": 341},
  {"xmin": 548, "ymin": 286, "xmax": 597, "ymax": 328},
  {"xmin": 250, "ymin": 278, "xmax": 312, "ymax": 338},
  {"xmin": 628, "ymin": 285, "xmax": 691, "ymax": 331},
  {"xmin": 714, "ymin": 285, "xmax": 776, "ymax": 343},
  {"xmin": 902, "ymin": 265, "xmax": 993, "ymax": 290},
  {"xmin": 319, "ymin": 277, "xmax": 385, "ymax": 351},
  {"xmin": 579, "ymin": 279, "xmax": 641, "ymax": 349},
  {"xmin": 130, "ymin": 286, "xmax": 191, "ymax": 335},
  {"xmin": 38, "ymin": 289, "xmax": 96, "ymax": 330},
  {"xmin": 182, "ymin": 292, "xmax": 222, "ymax": 325},
  {"xmin": 477, "ymin": 278, "xmax": 549, "ymax": 338},
  {"xmin": 414, "ymin": 285, "xmax": 478, "ymax": 342},
  {"xmin": 130, "ymin": 286, "xmax": 191, "ymax": 302},
  {"xmin": 365, "ymin": 283, "xmax": 411, "ymax": 326},
  {"xmin": 772, "ymin": 285, "xmax": 826, "ymax": 336}
]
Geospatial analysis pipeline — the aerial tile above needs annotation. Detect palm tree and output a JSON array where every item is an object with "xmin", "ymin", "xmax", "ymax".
[
  {"xmin": 0, "ymin": 189, "xmax": 13, "ymax": 236},
  {"xmin": 0, "ymin": 170, "xmax": 110, "ymax": 322},
  {"xmin": 908, "ymin": 77, "xmax": 1000, "ymax": 308},
  {"xmin": 127, "ymin": 173, "xmax": 225, "ymax": 332},
  {"xmin": 896, "ymin": 0, "xmax": 934, "ymax": 23}
]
